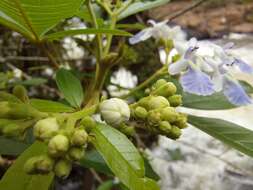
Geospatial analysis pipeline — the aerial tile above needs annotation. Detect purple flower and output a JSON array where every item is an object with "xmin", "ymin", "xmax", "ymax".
[{"xmin": 168, "ymin": 38, "xmax": 253, "ymax": 106}]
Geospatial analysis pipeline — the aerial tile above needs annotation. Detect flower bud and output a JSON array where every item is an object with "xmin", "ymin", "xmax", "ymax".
[
  {"xmin": 159, "ymin": 121, "xmax": 172, "ymax": 134},
  {"xmin": 137, "ymin": 96, "xmax": 151, "ymax": 110},
  {"xmin": 12, "ymin": 85, "xmax": 29, "ymax": 103},
  {"xmin": 54, "ymin": 159, "xmax": 72, "ymax": 179},
  {"xmin": 169, "ymin": 126, "xmax": 181, "ymax": 139},
  {"xmin": 34, "ymin": 117, "xmax": 60, "ymax": 140},
  {"xmin": 71, "ymin": 129, "xmax": 88, "ymax": 146},
  {"xmin": 168, "ymin": 95, "xmax": 182, "ymax": 107},
  {"xmin": 99, "ymin": 98, "xmax": 130, "ymax": 126},
  {"xmin": 160, "ymin": 107, "xmax": 179, "ymax": 123},
  {"xmin": 68, "ymin": 147, "xmax": 85, "ymax": 161},
  {"xmin": 134, "ymin": 106, "xmax": 148, "ymax": 119},
  {"xmin": 0, "ymin": 102, "xmax": 47, "ymax": 119},
  {"xmin": 148, "ymin": 96, "xmax": 170, "ymax": 110},
  {"xmin": 24, "ymin": 157, "xmax": 39, "ymax": 174},
  {"xmin": 35, "ymin": 155, "xmax": 54, "ymax": 174},
  {"xmin": 80, "ymin": 116, "xmax": 96, "ymax": 131},
  {"xmin": 0, "ymin": 92, "xmax": 22, "ymax": 103},
  {"xmin": 147, "ymin": 109, "xmax": 161, "ymax": 125},
  {"xmin": 48, "ymin": 134, "xmax": 69, "ymax": 157},
  {"xmin": 152, "ymin": 82, "xmax": 177, "ymax": 97},
  {"xmin": 174, "ymin": 114, "xmax": 188, "ymax": 129},
  {"xmin": 152, "ymin": 79, "xmax": 167, "ymax": 90}
]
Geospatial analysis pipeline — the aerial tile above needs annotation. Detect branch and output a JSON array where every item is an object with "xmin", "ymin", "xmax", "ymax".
[{"xmin": 158, "ymin": 0, "xmax": 209, "ymax": 21}]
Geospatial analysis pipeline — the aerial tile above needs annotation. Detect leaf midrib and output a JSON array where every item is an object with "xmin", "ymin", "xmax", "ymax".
[{"xmin": 13, "ymin": 0, "xmax": 39, "ymax": 40}]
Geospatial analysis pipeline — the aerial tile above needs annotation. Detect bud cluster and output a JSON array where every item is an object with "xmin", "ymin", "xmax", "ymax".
[
  {"xmin": 131, "ymin": 79, "xmax": 187, "ymax": 139},
  {"xmin": 0, "ymin": 86, "xmax": 47, "ymax": 137},
  {"xmin": 25, "ymin": 117, "xmax": 89, "ymax": 178}
]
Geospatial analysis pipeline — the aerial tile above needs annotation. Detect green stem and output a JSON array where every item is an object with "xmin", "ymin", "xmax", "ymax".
[
  {"xmin": 121, "ymin": 65, "xmax": 167, "ymax": 99},
  {"xmin": 69, "ymin": 104, "xmax": 98, "ymax": 121},
  {"xmin": 85, "ymin": 63, "xmax": 111, "ymax": 106},
  {"xmin": 104, "ymin": 15, "xmax": 117, "ymax": 56},
  {"xmin": 87, "ymin": 0, "xmax": 103, "ymax": 61}
]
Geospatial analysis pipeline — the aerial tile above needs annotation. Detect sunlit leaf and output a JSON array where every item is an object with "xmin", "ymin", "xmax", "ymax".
[
  {"xmin": 188, "ymin": 115, "xmax": 253, "ymax": 157},
  {"xmin": 0, "ymin": 0, "xmax": 85, "ymax": 41},
  {"xmin": 91, "ymin": 123, "xmax": 159, "ymax": 190}
]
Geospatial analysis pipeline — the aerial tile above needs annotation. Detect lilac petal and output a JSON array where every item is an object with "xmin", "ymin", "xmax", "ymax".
[
  {"xmin": 180, "ymin": 66, "xmax": 215, "ymax": 96},
  {"xmin": 234, "ymin": 58, "xmax": 253, "ymax": 74},
  {"xmin": 129, "ymin": 28, "xmax": 152, "ymax": 45},
  {"xmin": 223, "ymin": 76, "xmax": 252, "ymax": 106},
  {"xmin": 168, "ymin": 59, "xmax": 188, "ymax": 75}
]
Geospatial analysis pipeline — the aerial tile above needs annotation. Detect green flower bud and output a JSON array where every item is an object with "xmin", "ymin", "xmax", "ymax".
[
  {"xmin": 48, "ymin": 134, "xmax": 69, "ymax": 157},
  {"xmin": 137, "ymin": 96, "xmax": 151, "ymax": 110},
  {"xmin": 160, "ymin": 107, "xmax": 179, "ymax": 123},
  {"xmin": 35, "ymin": 155, "xmax": 54, "ymax": 174},
  {"xmin": 147, "ymin": 109, "xmax": 161, "ymax": 125},
  {"xmin": 148, "ymin": 96, "xmax": 170, "ymax": 110},
  {"xmin": 159, "ymin": 121, "xmax": 172, "ymax": 134},
  {"xmin": 2, "ymin": 123, "xmax": 21, "ymax": 137},
  {"xmin": 169, "ymin": 126, "xmax": 181, "ymax": 139},
  {"xmin": 168, "ymin": 95, "xmax": 182, "ymax": 107},
  {"xmin": 71, "ymin": 129, "xmax": 88, "ymax": 146},
  {"xmin": 0, "ymin": 102, "xmax": 47, "ymax": 119},
  {"xmin": 100, "ymin": 98, "xmax": 130, "ymax": 126},
  {"xmin": 12, "ymin": 85, "xmax": 29, "ymax": 103},
  {"xmin": 34, "ymin": 117, "xmax": 60, "ymax": 140},
  {"xmin": 134, "ymin": 106, "xmax": 148, "ymax": 119},
  {"xmin": 152, "ymin": 82, "xmax": 177, "ymax": 97},
  {"xmin": 0, "ymin": 92, "xmax": 22, "ymax": 103},
  {"xmin": 24, "ymin": 157, "xmax": 39, "ymax": 174},
  {"xmin": 152, "ymin": 79, "xmax": 167, "ymax": 90},
  {"xmin": 119, "ymin": 124, "xmax": 135, "ymax": 136},
  {"xmin": 54, "ymin": 159, "xmax": 72, "ymax": 179},
  {"xmin": 80, "ymin": 116, "xmax": 96, "ymax": 131},
  {"xmin": 174, "ymin": 114, "xmax": 188, "ymax": 129},
  {"xmin": 68, "ymin": 147, "xmax": 85, "ymax": 161}
]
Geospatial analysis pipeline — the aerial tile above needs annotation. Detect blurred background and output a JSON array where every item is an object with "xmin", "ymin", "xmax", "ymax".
[{"xmin": 1, "ymin": 0, "xmax": 253, "ymax": 190}]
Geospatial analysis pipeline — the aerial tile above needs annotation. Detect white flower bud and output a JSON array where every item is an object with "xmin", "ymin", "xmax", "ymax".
[
  {"xmin": 99, "ymin": 98, "xmax": 130, "ymax": 126},
  {"xmin": 34, "ymin": 117, "xmax": 60, "ymax": 140}
]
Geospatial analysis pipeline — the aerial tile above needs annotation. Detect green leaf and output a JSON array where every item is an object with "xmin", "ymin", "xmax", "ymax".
[
  {"xmin": 188, "ymin": 115, "xmax": 253, "ymax": 157},
  {"xmin": 44, "ymin": 28, "xmax": 132, "ymax": 41},
  {"xmin": 56, "ymin": 68, "xmax": 84, "ymax": 108},
  {"xmin": 144, "ymin": 157, "xmax": 160, "ymax": 181},
  {"xmin": 118, "ymin": 0, "xmax": 170, "ymax": 20},
  {"xmin": 79, "ymin": 150, "xmax": 113, "ymax": 175},
  {"xmin": 12, "ymin": 78, "xmax": 48, "ymax": 86},
  {"xmin": 91, "ymin": 123, "xmax": 156, "ymax": 190},
  {"xmin": 30, "ymin": 99, "xmax": 75, "ymax": 113},
  {"xmin": 0, "ymin": 0, "xmax": 85, "ymax": 41},
  {"xmin": 0, "ymin": 137, "xmax": 30, "ymax": 155},
  {"xmin": 0, "ymin": 142, "xmax": 54, "ymax": 190}
]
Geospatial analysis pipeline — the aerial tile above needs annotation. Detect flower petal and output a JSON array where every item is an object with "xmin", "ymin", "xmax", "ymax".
[
  {"xmin": 180, "ymin": 66, "xmax": 214, "ymax": 96},
  {"xmin": 234, "ymin": 58, "xmax": 253, "ymax": 74},
  {"xmin": 223, "ymin": 75, "xmax": 252, "ymax": 106},
  {"xmin": 129, "ymin": 28, "xmax": 153, "ymax": 45},
  {"xmin": 168, "ymin": 59, "xmax": 188, "ymax": 75}
]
